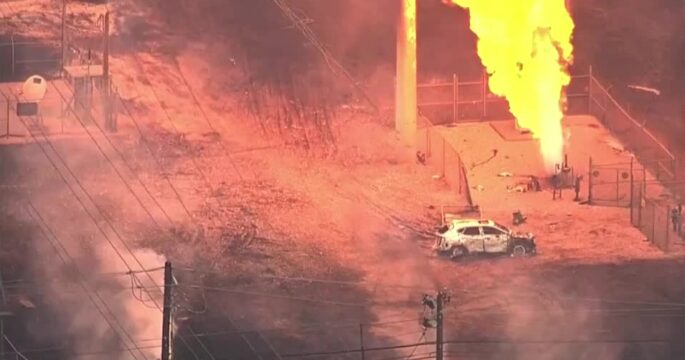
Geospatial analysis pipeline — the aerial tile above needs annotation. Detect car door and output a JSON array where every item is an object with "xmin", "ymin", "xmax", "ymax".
[
  {"xmin": 461, "ymin": 226, "xmax": 484, "ymax": 253},
  {"xmin": 482, "ymin": 226, "xmax": 508, "ymax": 253}
]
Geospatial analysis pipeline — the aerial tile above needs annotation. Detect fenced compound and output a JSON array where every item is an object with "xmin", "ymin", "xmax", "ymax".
[
  {"xmin": 0, "ymin": 76, "xmax": 118, "ymax": 138},
  {"xmin": 0, "ymin": 5, "xmax": 118, "ymax": 140},
  {"xmin": 418, "ymin": 67, "xmax": 682, "ymax": 251},
  {"xmin": 416, "ymin": 67, "xmax": 677, "ymax": 182}
]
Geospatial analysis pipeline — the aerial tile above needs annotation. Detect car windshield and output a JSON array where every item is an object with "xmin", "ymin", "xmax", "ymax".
[{"xmin": 493, "ymin": 222, "xmax": 510, "ymax": 232}]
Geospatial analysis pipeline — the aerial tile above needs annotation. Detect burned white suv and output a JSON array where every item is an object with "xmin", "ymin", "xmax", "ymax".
[{"xmin": 433, "ymin": 219, "xmax": 536, "ymax": 259}]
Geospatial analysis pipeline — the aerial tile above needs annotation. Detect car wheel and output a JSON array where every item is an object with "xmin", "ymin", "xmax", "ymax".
[
  {"xmin": 511, "ymin": 244, "xmax": 527, "ymax": 257},
  {"xmin": 451, "ymin": 246, "xmax": 467, "ymax": 259}
]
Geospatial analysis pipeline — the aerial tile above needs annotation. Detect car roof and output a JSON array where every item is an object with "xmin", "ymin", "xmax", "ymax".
[{"xmin": 450, "ymin": 219, "xmax": 497, "ymax": 229}]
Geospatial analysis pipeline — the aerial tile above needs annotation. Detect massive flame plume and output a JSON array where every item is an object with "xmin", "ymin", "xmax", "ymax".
[{"xmin": 445, "ymin": 0, "xmax": 575, "ymax": 171}]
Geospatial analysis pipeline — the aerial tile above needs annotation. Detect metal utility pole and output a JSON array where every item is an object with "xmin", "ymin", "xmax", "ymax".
[{"xmin": 161, "ymin": 261, "xmax": 173, "ymax": 360}]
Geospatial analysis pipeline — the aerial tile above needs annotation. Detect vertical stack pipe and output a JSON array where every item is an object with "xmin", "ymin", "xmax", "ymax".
[{"xmin": 395, "ymin": 0, "xmax": 417, "ymax": 148}]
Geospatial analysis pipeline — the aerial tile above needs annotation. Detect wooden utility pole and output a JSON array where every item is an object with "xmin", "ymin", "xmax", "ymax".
[
  {"xmin": 435, "ymin": 291, "xmax": 445, "ymax": 360},
  {"xmin": 359, "ymin": 324, "xmax": 365, "ymax": 360},
  {"xmin": 161, "ymin": 261, "xmax": 173, "ymax": 360}
]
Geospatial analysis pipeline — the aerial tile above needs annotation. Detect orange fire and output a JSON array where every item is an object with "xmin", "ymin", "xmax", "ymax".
[{"xmin": 444, "ymin": 0, "xmax": 574, "ymax": 171}]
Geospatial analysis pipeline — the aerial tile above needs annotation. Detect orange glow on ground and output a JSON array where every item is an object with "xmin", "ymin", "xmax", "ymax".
[{"xmin": 445, "ymin": 0, "xmax": 574, "ymax": 171}]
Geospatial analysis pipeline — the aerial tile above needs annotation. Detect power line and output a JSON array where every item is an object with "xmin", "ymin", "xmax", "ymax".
[
  {"xmin": 448, "ymin": 306, "xmax": 685, "ymax": 317},
  {"xmin": 177, "ymin": 283, "xmax": 414, "ymax": 308},
  {"xmin": 2, "ymin": 335, "xmax": 29, "ymax": 360},
  {"xmin": 0, "ymin": 343, "xmax": 162, "ymax": 358},
  {"xmin": 1, "ymin": 267, "xmax": 165, "ymax": 287},
  {"xmin": 126, "ymin": 54, "xmax": 236, "ymax": 203},
  {"xmin": 59, "ymin": 50, "xmax": 238, "ymax": 360},
  {"xmin": 13, "ymin": 116, "xmax": 204, "ymax": 360},
  {"xmin": 378, "ymin": 351, "xmax": 436, "ymax": 360},
  {"xmin": 171, "ymin": 59, "xmax": 246, "ymax": 182},
  {"xmin": 279, "ymin": 338, "xmax": 681, "ymax": 358},
  {"xmin": 24, "ymin": 201, "xmax": 148, "ymax": 360},
  {"xmin": 405, "ymin": 331, "xmax": 427, "ymax": 360},
  {"xmin": 280, "ymin": 341, "xmax": 434, "ymax": 358},
  {"xmin": 270, "ymin": 0, "xmax": 378, "ymax": 113},
  {"xmin": 177, "ymin": 267, "xmax": 435, "ymax": 292},
  {"xmin": 110, "ymin": 88, "xmax": 195, "ymax": 219},
  {"xmin": 124, "ymin": 53, "xmax": 277, "ymax": 360},
  {"xmin": 49, "ymin": 82, "xmax": 175, "ymax": 227},
  {"xmin": 133, "ymin": 316, "xmax": 423, "ymax": 343},
  {"xmin": 465, "ymin": 289, "xmax": 685, "ymax": 309}
]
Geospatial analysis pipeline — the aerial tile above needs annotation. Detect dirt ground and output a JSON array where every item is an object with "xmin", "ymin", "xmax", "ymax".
[{"xmin": 2, "ymin": 1, "xmax": 685, "ymax": 360}]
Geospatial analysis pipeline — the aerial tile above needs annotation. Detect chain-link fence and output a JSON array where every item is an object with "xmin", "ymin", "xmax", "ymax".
[
  {"xmin": 628, "ymin": 178, "xmax": 685, "ymax": 252},
  {"xmin": 589, "ymin": 157, "xmax": 685, "ymax": 252},
  {"xmin": 588, "ymin": 73, "xmax": 677, "ymax": 180},
  {"xmin": 0, "ymin": 36, "xmax": 61, "ymax": 82},
  {"xmin": 416, "ymin": 71, "xmax": 592, "ymax": 125},
  {"xmin": 588, "ymin": 159, "xmax": 645, "ymax": 207},
  {"xmin": 634, "ymin": 196, "xmax": 674, "ymax": 252},
  {"xmin": 422, "ymin": 126, "xmax": 474, "ymax": 208}
]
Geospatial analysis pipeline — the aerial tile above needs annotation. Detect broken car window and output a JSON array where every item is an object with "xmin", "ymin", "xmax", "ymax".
[
  {"xmin": 482, "ymin": 226, "xmax": 504, "ymax": 235},
  {"xmin": 462, "ymin": 227, "xmax": 481, "ymax": 236}
]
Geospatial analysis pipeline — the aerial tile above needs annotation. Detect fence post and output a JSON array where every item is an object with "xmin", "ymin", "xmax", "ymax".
[
  {"xmin": 638, "ymin": 186, "xmax": 642, "ymax": 227},
  {"xmin": 643, "ymin": 165, "xmax": 647, "ymax": 197},
  {"xmin": 482, "ymin": 70, "xmax": 487, "ymax": 120},
  {"xmin": 5, "ymin": 95, "xmax": 9, "ymax": 139},
  {"xmin": 426, "ymin": 124, "xmax": 431, "ymax": 157},
  {"xmin": 666, "ymin": 206, "xmax": 671, "ymax": 252},
  {"xmin": 452, "ymin": 73, "xmax": 458, "ymax": 124},
  {"xmin": 441, "ymin": 136, "xmax": 446, "ymax": 178},
  {"xmin": 587, "ymin": 65, "xmax": 593, "ymax": 114},
  {"xmin": 588, "ymin": 157, "xmax": 593, "ymax": 205},
  {"xmin": 630, "ymin": 157, "xmax": 634, "ymax": 223},
  {"xmin": 615, "ymin": 168, "xmax": 619, "ymax": 204},
  {"xmin": 458, "ymin": 155, "xmax": 463, "ymax": 194},
  {"xmin": 652, "ymin": 203, "xmax": 656, "ymax": 244},
  {"xmin": 10, "ymin": 35, "xmax": 15, "ymax": 77}
]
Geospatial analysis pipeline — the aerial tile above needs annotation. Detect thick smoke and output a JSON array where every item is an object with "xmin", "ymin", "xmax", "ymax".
[
  {"xmin": 0, "ymin": 135, "xmax": 169, "ymax": 359},
  {"xmin": 30, "ymin": 208, "xmax": 167, "ymax": 360}
]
